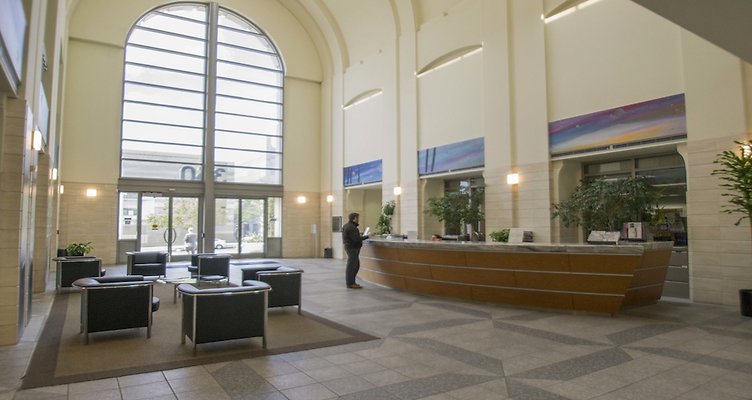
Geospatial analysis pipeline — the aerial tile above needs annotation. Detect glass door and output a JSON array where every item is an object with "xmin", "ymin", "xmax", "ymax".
[
  {"xmin": 215, "ymin": 198, "xmax": 265, "ymax": 257},
  {"xmin": 139, "ymin": 194, "xmax": 200, "ymax": 260}
]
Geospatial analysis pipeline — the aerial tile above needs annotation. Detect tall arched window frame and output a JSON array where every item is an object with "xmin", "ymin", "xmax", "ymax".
[{"xmin": 120, "ymin": 2, "xmax": 284, "ymax": 185}]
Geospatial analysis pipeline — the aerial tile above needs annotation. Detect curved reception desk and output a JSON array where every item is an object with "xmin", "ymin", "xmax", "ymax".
[{"xmin": 359, "ymin": 239, "xmax": 674, "ymax": 315}]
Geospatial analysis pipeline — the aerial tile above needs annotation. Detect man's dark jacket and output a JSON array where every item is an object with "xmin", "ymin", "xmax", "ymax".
[{"xmin": 342, "ymin": 221, "xmax": 364, "ymax": 249}]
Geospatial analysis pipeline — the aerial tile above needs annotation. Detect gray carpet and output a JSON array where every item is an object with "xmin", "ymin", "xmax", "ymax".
[{"xmin": 21, "ymin": 282, "xmax": 377, "ymax": 389}]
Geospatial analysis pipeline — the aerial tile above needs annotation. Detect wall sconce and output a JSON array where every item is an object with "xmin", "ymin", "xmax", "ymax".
[
  {"xmin": 507, "ymin": 173, "xmax": 520, "ymax": 185},
  {"xmin": 326, "ymin": 194, "xmax": 334, "ymax": 203},
  {"xmin": 59, "ymin": 185, "xmax": 64, "ymax": 194},
  {"xmin": 86, "ymin": 188, "xmax": 97, "ymax": 197},
  {"xmin": 297, "ymin": 195, "xmax": 307, "ymax": 204},
  {"xmin": 32, "ymin": 129, "xmax": 43, "ymax": 151},
  {"xmin": 51, "ymin": 167, "xmax": 58, "ymax": 181},
  {"xmin": 742, "ymin": 143, "xmax": 752, "ymax": 157},
  {"xmin": 393, "ymin": 186, "xmax": 402, "ymax": 196}
]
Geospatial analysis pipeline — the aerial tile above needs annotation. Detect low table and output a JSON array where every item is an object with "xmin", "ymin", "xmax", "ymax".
[
  {"xmin": 157, "ymin": 277, "xmax": 228, "ymax": 303},
  {"xmin": 157, "ymin": 277, "xmax": 198, "ymax": 303}
]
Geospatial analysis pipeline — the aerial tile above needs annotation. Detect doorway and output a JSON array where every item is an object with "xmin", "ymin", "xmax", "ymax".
[
  {"xmin": 118, "ymin": 192, "xmax": 201, "ymax": 261},
  {"xmin": 215, "ymin": 198, "xmax": 265, "ymax": 257}
]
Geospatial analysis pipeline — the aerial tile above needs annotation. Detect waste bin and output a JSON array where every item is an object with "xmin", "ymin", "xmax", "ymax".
[
  {"xmin": 740, "ymin": 289, "xmax": 752, "ymax": 317},
  {"xmin": 323, "ymin": 248, "xmax": 333, "ymax": 258}
]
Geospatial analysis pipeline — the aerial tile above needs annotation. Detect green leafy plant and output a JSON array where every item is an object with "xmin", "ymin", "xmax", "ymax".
[
  {"xmin": 489, "ymin": 229, "xmax": 510, "ymax": 242},
  {"xmin": 712, "ymin": 141, "xmax": 752, "ymax": 227},
  {"xmin": 426, "ymin": 187, "xmax": 485, "ymax": 235},
  {"xmin": 66, "ymin": 242, "xmax": 93, "ymax": 256},
  {"xmin": 375, "ymin": 200, "xmax": 396, "ymax": 234},
  {"xmin": 552, "ymin": 176, "xmax": 662, "ymax": 233}
]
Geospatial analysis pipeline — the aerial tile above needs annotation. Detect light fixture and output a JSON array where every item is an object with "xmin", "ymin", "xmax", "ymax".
[
  {"xmin": 32, "ymin": 129, "xmax": 43, "ymax": 151},
  {"xmin": 507, "ymin": 173, "xmax": 520, "ymax": 185},
  {"xmin": 59, "ymin": 184, "xmax": 64, "ymax": 194},
  {"xmin": 51, "ymin": 167, "xmax": 58, "ymax": 181},
  {"xmin": 416, "ymin": 46, "xmax": 483, "ymax": 78},
  {"xmin": 343, "ymin": 89, "xmax": 383, "ymax": 110},
  {"xmin": 86, "ymin": 188, "xmax": 97, "ymax": 197},
  {"xmin": 393, "ymin": 186, "xmax": 402, "ymax": 196},
  {"xmin": 297, "ymin": 195, "xmax": 307, "ymax": 204},
  {"xmin": 742, "ymin": 143, "xmax": 752, "ymax": 157},
  {"xmin": 326, "ymin": 194, "xmax": 334, "ymax": 203}
]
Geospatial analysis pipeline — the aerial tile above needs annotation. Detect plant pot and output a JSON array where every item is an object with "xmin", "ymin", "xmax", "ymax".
[{"xmin": 740, "ymin": 289, "xmax": 752, "ymax": 317}]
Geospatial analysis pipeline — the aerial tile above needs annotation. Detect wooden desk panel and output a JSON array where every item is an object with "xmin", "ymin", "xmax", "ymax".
[
  {"xmin": 466, "ymin": 251, "xmax": 570, "ymax": 272},
  {"xmin": 360, "ymin": 241, "xmax": 671, "ymax": 315}
]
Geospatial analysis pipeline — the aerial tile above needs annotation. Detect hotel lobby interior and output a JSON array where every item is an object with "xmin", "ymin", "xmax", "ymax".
[{"xmin": 1, "ymin": 0, "xmax": 752, "ymax": 399}]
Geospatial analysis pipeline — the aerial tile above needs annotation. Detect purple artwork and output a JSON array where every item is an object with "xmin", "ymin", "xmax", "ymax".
[{"xmin": 549, "ymin": 94, "xmax": 686, "ymax": 157}]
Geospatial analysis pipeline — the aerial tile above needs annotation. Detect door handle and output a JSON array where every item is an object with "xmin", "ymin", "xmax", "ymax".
[{"xmin": 163, "ymin": 229, "xmax": 169, "ymax": 243}]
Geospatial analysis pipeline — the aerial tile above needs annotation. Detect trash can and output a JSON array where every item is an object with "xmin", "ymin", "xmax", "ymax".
[
  {"xmin": 740, "ymin": 289, "xmax": 752, "ymax": 317},
  {"xmin": 323, "ymin": 248, "xmax": 333, "ymax": 259}
]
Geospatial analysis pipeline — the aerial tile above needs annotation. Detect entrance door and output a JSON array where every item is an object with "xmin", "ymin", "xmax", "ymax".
[
  {"xmin": 215, "ymin": 198, "xmax": 265, "ymax": 257},
  {"xmin": 139, "ymin": 194, "xmax": 200, "ymax": 260}
]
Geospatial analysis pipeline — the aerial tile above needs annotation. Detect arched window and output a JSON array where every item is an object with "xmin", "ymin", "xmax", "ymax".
[{"xmin": 120, "ymin": 3, "xmax": 283, "ymax": 184}]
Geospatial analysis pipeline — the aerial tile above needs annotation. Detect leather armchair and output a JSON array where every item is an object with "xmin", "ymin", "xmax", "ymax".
[
  {"xmin": 126, "ymin": 251, "xmax": 167, "ymax": 277},
  {"xmin": 177, "ymin": 281, "xmax": 270, "ymax": 354},
  {"xmin": 255, "ymin": 266, "xmax": 303, "ymax": 313},
  {"xmin": 188, "ymin": 253, "xmax": 217, "ymax": 277},
  {"xmin": 56, "ymin": 257, "xmax": 104, "ymax": 289},
  {"xmin": 73, "ymin": 276, "xmax": 160, "ymax": 344},
  {"xmin": 195, "ymin": 254, "xmax": 230, "ymax": 284}
]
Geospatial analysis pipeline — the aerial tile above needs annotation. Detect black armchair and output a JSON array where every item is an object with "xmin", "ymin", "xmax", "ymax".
[
  {"xmin": 55, "ymin": 257, "xmax": 104, "ymax": 289},
  {"xmin": 72, "ymin": 276, "xmax": 160, "ymax": 344},
  {"xmin": 194, "ymin": 254, "xmax": 230, "ymax": 284},
  {"xmin": 254, "ymin": 266, "xmax": 303, "ymax": 313},
  {"xmin": 177, "ymin": 281, "xmax": 270, "ymax": 354},
  {"xmin": 187, "ymin": 253, "xmax": 217, "ymax": 277},
  {"xmin": 126, "ymin": 251, "xmax": 167, "ymax": 277}
]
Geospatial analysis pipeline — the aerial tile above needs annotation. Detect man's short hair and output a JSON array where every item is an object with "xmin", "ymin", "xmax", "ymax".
[{"xmin": 348, "ymin": 212, "xmax": 359, "ymax": 221}]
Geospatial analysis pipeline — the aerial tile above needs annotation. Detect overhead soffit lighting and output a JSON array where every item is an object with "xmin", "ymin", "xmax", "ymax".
[
  {"xmin": 343, "ymin": 89, "xmax": 383, "ymax": 110},
  {"xmin": 416, "ymin": 45, "xmax": 483, "ymax": 78},
  {"xmin": 542, "ymin": 0, "xmax": 603, "ymax": 24}
]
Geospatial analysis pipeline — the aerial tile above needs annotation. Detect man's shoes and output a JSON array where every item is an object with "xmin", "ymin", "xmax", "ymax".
[{"xmin": 347, "ymin": 284, "xmax": 363, "ymax": 289}]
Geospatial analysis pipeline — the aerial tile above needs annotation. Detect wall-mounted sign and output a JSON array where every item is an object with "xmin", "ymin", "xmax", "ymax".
[
  {"xmin": 344, "ymin": 159, "xmax": 382, "ymax": 187},
  {"xmin": 418, "ymin": 137, "xmax": 484, "ymax": 176},
  {"xmin": 549, "ymin": 93, "xmax": 687, "ymax": 157}
]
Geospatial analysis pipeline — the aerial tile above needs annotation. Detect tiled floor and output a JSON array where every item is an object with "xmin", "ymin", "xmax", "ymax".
[{"xmin": 5, "ymin": 258, "xmax": 752, "ymax": 399}]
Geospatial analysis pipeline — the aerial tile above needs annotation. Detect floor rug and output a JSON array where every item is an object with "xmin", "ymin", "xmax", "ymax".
[{"xmin": 22, "ymin": 283, "xmax": 377, "ymax": 388}]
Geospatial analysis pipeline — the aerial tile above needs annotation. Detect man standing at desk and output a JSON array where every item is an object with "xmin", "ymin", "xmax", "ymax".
[{"xmin": 342, "ymin": 212, "xmax": 371, "ymax": 289}]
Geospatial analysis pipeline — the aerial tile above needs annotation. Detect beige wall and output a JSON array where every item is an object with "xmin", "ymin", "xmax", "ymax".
[
  {"xmin": 545, "ymin": 0, "xmax": 683, "ymax": 121},
  {"xmin": 61, "ymin": 0, "xmax": 325, "ymax": 259}
]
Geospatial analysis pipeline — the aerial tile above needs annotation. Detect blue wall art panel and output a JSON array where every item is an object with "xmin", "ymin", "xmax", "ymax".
[
  {"xmin": 418, "ymin": 137, "xmax": 484, "ymax": 176},
  {"xmin": 344, "ymin": 159, "xmax": 382, "ymax": 187},
  {"xmin": 549, "ymin": 93, "xmax": 686, "ymax": 157}
]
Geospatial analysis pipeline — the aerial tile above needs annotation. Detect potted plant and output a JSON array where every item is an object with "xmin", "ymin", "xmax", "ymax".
[
  {"xmin": 426, "ymin": 187, "xmax": 484, "ymax": 239},
  {"xmin": 375, "ymin": 200, "xmax": 396, "ymax": 235},
  {"xmin": 552, "ymin": 176, "xmax": 662, "ymax": 237},
  {"xmin": 712, "ymin": 141, "xmax": 752, "ymax": 317},
  {"xmin": 65, "ymin": 242, "xmax": 94, "ymax": 256},
  {"xmin": 489, "ymin": 229, "xmax": 510, "ymax": 242}
]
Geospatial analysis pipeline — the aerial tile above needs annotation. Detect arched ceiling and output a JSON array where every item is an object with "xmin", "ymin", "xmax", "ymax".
[{"xmin": 320, "ymin": 0, "xmax": 396, "ymax": 66}]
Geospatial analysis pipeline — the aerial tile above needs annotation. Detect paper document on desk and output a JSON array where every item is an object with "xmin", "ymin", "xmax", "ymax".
[{"xmin": 363, "ymin": 227, "xmax": 370, "ymax": 236}]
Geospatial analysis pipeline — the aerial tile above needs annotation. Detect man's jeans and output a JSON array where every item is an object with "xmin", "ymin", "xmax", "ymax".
[{"xmin": 345, "ymin": 247, "xmax": 361, "ymax": 286}]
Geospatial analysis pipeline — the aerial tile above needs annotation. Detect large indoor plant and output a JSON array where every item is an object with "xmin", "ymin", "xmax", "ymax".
[
  {"xmin": 712, "ymin": 141, "xmax": 752, "ymax": 316},
  {"xmin": 426, "ymin": 187, "xmax": 484, "ymax": 237},
  {"xmin": 552, "ymin": 176, "xmax": 662, "ymax": 235},
  {"xmin": 375, "ymin": 200, "xmax": 396, "ymax": 234}
]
